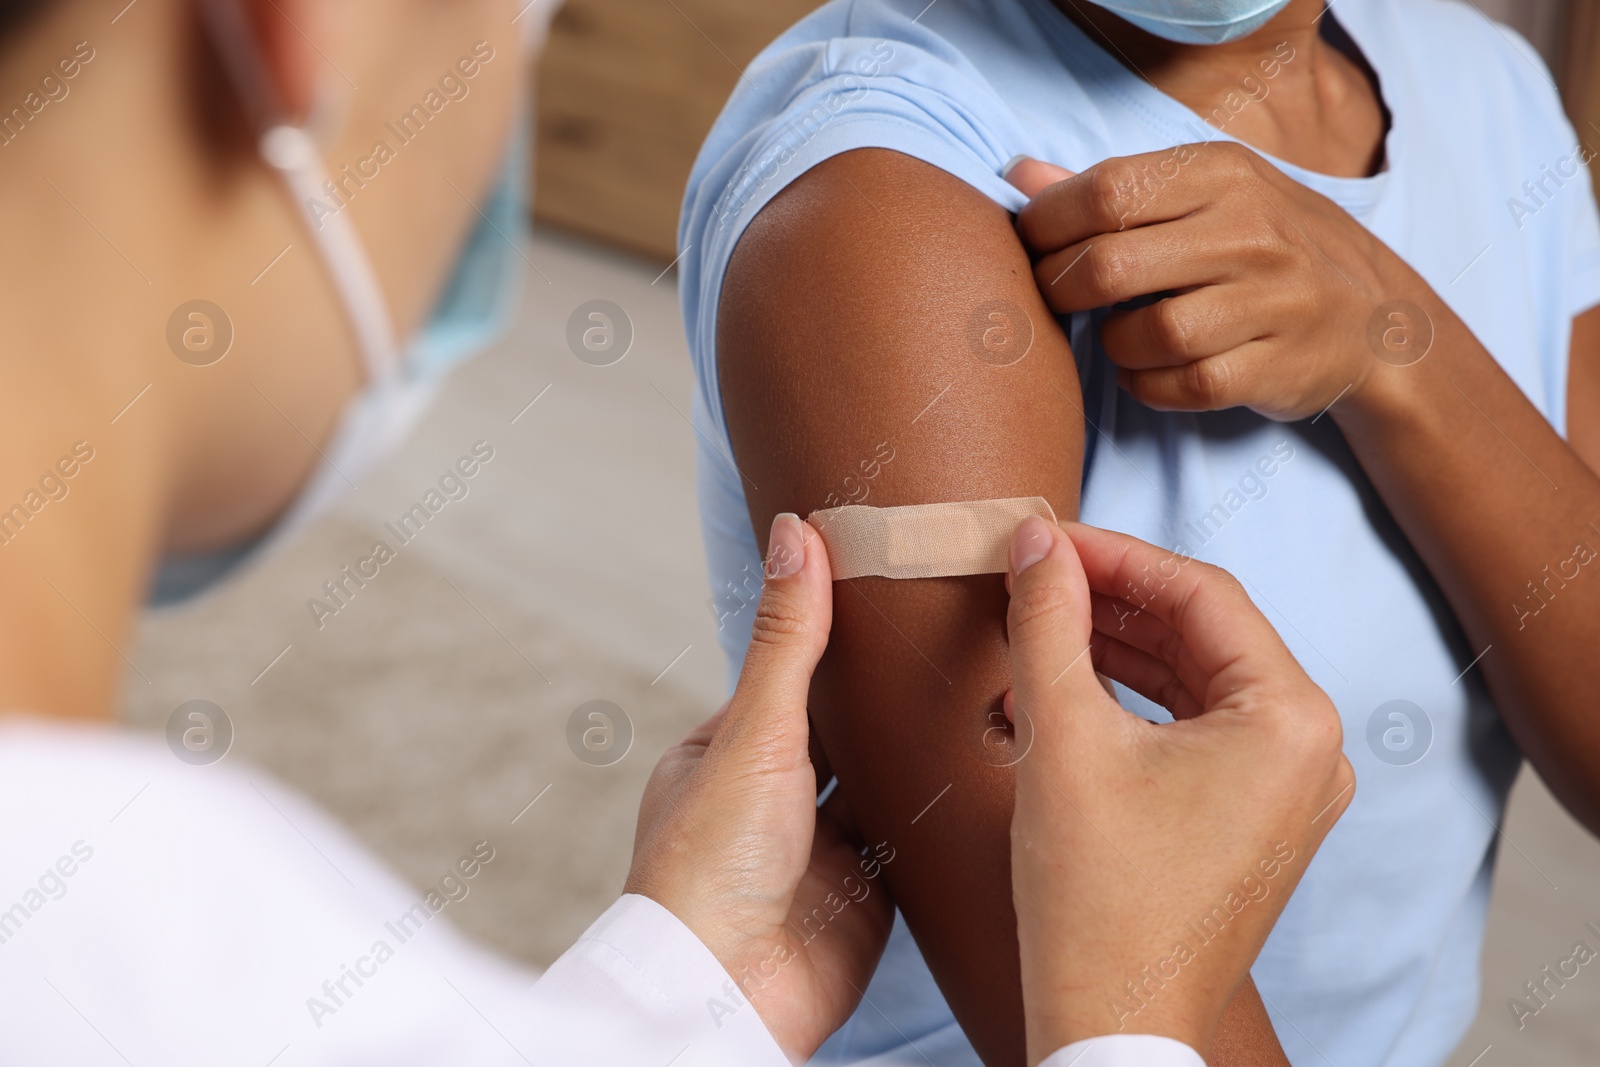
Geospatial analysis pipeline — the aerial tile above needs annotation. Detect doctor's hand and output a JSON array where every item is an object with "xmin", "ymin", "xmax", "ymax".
[
  {"xmin": 625, "ymin": 514, "xmax": 894, "ymax": 1063},
  {"xmin": 1005, "ymin": 517, "xmax": 1355, "ymax": 1064},
  {"xmin": 1007, "ymin": 148, "xmax": 1426, "ymax": 421}
]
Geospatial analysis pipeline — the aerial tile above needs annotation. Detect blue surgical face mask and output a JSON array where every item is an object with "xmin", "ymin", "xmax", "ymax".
[
  {"xmin": 1086, "ymin": 0, "xmax": 1293, "ymax": 44},
  {"xmin": 153, "ymin": 7, "xmax": 532, "ymax": 605},
  {"xmin": 151, "ymin": 133, "xmax": 527, "ymax": 606}
]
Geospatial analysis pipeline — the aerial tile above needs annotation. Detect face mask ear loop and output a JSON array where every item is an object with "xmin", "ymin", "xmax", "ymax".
[
  {"xmin": 259, "ymin": 125, "xmax": 402, "ymax": 389},
  {"xmin": 198, "ymin": 0, "xmax": 401, "ymax": 390}
]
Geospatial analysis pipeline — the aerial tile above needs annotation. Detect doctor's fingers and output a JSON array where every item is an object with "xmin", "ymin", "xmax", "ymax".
[
  {"xmin": 714, "ymin": 514, "xmax": 835, "ymax": 769},
  {"xmin": 1004, "ymin": 516, "xmax": 1120, "ymax": 728},
  {"xmin": 1062, "ymin": 522, "xmax": 1306, "ymax": 691},
  {"xmin": 1087, "ymin": 590, "xmax": 1211, "ymax": 702},
  {"xmin": 679, "ymin": 699, "xmax": 734, "ymax": 752},
  {"xmin": 1087, "ymin": 630, "xmax": 1205, "ymax": 721},
  {"xmin": 641, "ymin": 700, "xmax": 734, "ymax": 805}
]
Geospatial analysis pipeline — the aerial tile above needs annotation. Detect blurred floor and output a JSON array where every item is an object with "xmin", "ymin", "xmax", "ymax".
[{"xmin": 125, "ymin": 229, "xmax": 1600, "ymax": 1065}]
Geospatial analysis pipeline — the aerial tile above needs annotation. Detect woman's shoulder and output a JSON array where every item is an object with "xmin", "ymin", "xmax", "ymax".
[
  {"xmin": 1367, "ymin": 0, "xmax": 1568, "ymax": 122},
  {"xmin": 680, "ymin": 0, "xmax": 1069, "ymax": 279},
  {"xmin": 696, "ymin": 0, "xmax": 1049, "ymax": 172},
  {"xmin": 746, "ymin": 0, "xmax": 1042, "ymax": 87}
]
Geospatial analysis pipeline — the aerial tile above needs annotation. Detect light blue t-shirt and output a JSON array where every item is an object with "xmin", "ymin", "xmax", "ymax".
[{"xmin": 677, "ymin": 1, "xmax": 1600, "ymax": 1064}]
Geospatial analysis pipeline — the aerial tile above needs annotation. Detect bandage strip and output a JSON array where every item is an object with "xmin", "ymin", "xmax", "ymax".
[{"xmin": 807, "ymin": 498, "xmax": 1057, "ymax": 580}]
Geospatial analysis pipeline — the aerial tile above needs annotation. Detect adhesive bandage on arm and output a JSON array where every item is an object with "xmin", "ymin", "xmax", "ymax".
[{"xmin": 807, "ymin": 498, "xmax": 1057, "ymax": 580}]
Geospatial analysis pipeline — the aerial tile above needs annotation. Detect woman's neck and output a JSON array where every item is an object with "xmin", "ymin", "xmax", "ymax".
[{"xmin": 1054, "ymin": 0, "xmax": 1386, "ymax": 177}]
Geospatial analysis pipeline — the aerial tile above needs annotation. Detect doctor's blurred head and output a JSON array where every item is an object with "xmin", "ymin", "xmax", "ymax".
[{"xmin": 0, "ymin": 0, "xmax": 541, "ymax": 716}]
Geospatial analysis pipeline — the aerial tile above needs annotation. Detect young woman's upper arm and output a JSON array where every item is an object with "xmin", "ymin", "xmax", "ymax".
[
  {"xmin": 1568, "ymin": 304, "xmax": 1600, "ymax": 474},
  {"xmin": 717, "ymin": 147, "xmax": 1084, "ymax": 1066}
]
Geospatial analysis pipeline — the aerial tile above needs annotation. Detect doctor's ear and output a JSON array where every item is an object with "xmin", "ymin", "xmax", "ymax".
[
  {"xmin": 241, "ymin": 0, "xmax": 321, "ymax": 121},
  {"xmin": 199, "ymin": 0, "xmax": 327, "ymax": 126}
]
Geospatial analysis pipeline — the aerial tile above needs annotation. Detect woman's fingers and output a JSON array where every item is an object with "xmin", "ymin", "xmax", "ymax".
[
  {"xmin": 1030, "ymin": 218, "xmax": 1236, "ymax": 317},
  {"xmin": 1119, "ymin": 347, "xmax": 1284, "ymax": 413},
  {"xmin": 1097, "ymin": 285, "xmax": 1274, "ymax": 369},
  {"xmin": 1014, "ymin": 147, "xmax": 1215, "ymax": 254},
  {"xmin": 1003, "ymin": 155, "xmax": 1075, "ymax": 199}
]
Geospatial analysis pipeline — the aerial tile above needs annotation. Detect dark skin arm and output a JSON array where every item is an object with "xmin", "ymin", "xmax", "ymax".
[
  {"xmin": 1571, "ymin": 308, "xmax": 1600, "ymax": 475},
  {"xmin": 718, "ymin": 147, "xmax": 1287, "ymax": 1065}
]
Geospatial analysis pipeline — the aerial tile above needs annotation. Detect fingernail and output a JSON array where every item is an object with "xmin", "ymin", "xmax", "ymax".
[
  {"xmin": 766, "ymin": 513, "xmax": 805, "ymax": 579},
  {"xmin": 1010, "ymin": 515, "xmax": 1053, "ymax": 576},
  {"xmin": 1001, "ymin": 153, "xmax": 1029, "ymax": 179}
]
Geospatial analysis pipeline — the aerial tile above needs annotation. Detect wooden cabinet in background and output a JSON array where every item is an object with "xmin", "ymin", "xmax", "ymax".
[{"xmin": 533, "ymin": 0, "xmax": 821, "ymax": 263}]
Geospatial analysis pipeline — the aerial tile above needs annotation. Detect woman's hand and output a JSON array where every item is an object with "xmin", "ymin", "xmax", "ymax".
[
  {"xmin": 1004, "ymin": 516, "xmax": 1355, "ymax": 1063},
  {"xmin": 1008, "ymin": 146, "xmax": 1421, "ymax": 420},
  {"xmin": 625, "ymin": 514, "xmax": 895, "ymax": 1063}
]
